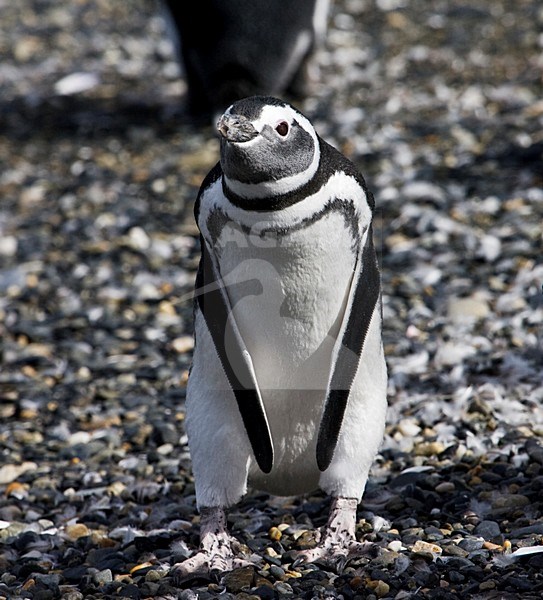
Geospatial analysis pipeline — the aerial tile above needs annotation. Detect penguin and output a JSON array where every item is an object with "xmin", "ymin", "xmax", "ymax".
[
  {"xmin": 161, "ymin": 0, "xmax": 330, "ymax": 119},
  {"xmin": 174, "ymin": 96, "xmax": 387, "ymax": 577}
]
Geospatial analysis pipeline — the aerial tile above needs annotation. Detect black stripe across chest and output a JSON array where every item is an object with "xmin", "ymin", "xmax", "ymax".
[{"xmin": 206, "ymin": 198, "xmax": 360, "ymax": 252}]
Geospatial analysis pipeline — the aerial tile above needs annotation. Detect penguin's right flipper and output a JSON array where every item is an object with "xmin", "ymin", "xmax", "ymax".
[
  {"xmin": 316, "ymin": 225, "xmax": 381, "ymax": 472},
  {"xmin": 195, "ymin": 237, "xmax": 274, "ymax": 473}
]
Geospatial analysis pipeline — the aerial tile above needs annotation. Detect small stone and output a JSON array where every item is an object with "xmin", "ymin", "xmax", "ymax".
[
  {"xmin": 350, "ymin": 576, "xmax": 365, "ymax": 590},
  {"xmin": 491, "ymin": 494, "xmax": 530, "ymax": 515},
  {"xmin": 93, "ymin": 569, "xmax": 113, "ymax": 586},
  {"xmin": 130, "ymin": 561, "xmax": 154, "ymax": 575},
  {"xmin": 474, "ymin": 520, "xmax": 501, "ymax": 540},
  {"xmin": 57, "ymin": 590, "xmax": 83, "ymax": 600},
  {"xmin": 172, "ymin": 336, "xmax": 195, "ymax": 354},
  {"xmin": 68, "ymin": 431, "xmax": 91, "ymax": 446},
  {"xmin": 397, "ymin": 418, "xmax": 421, "ymax": 437},
  {"xmin": 458, "ymin": 537, "xmax": 484, "ymax": 552},
  {"xmin": 62, "ymin": 566, "xmax": 88, "ymax": 583},
  {"xmin": 367, "ymin": 579, "xmax": 390, "ymax": 597},
  {"xmin": 142, "ymin": 581, "xmax": 160, "ymax": 596},
  {"xmin": 20, "ymin": 183, "xmax": 46, "ymax": 206},
  {"xmin": 0, "ymin": 236, "xmax": 17, "ymax": 257},
  {"xmin": 274, "ymin": 581, "xmax": 294, "ymax": 595},
  {"xmin": 479, "ymin": 580, "xmax": 496, "ymax": 591},
  {"xmin": 387, "ymin": 540, "xmax": 403, "ymax": 552},
  {"xmin": 374, "ymin": 550, "xmax": 400, "ymax": 568},
  {"xmin": 268, "ymin": 526, "xmax": 282, "ymax": 541},
  {"xmin": 402, "ymin": 181, "xmax": 445, "ymax": 204},
  {"xmin": 294, "ymin": 530, "xmax": 317, "ymax": 549},
  {"xmin": 158, "ymin": 300, "xmax": 177, "ymax": 316},
  {"xmin": 157, "ymin": 443, "xmax": 174, "ymax": 455},
  {"xmin": 224, "ymin": 566, "xmax": 256, "ymax": 593},
  {"xmin": 434, "ymin": 341, "xmax": 476, "ymax": 367},
  {"xmin": 442, "ymin": 544, "xmax": 469, "ymax": 558},
  {"xmin": 284, "ymin": 570, "xmax": 302, "ymax": 579},
  {"xmin": 483, "ymin": 541, "xmax": 503, "ymax": 551},
  {"xmin": 107, "ymin": 481, "xmax": 127, "ymax": 496},
  {"xmin": 65, "ymin": 523, "xmax": 90, "ymax": 540},
  {"xmin": 525, "ymin": 439, "xmax": 543, "ymax": 465},
  {"xmin": 54, "ymin": 72, "xmax": 100, "ymax": 95},
  {"xmin": 127, "ymin": 226, "xmax": 151, "ymax": 250},
  {"xmin": 412, "ymin": 540, "xmax": 443, "ymax": 557},
  {"xmin": 268, "ymin": 564, "xmax": 285, "ymax": 579},
  {"xmin": 253, "ymin": 584, "xmax": 276, "ymax": 599},
  {"xmin": 0, "ymin": 462, "xmax": 38, "ymax": 484},
  {"xmin": 510, "ymin": 523, "xmax": 543, "ymax": 537},
  {"xmin": 413, "ymin": 441, "xmax": 445, "ymax": 457},
  {"xmin": 32, "ymin": 591, "xmax": 55, "ymax": 600},
  {"xmin": 435, "ymin": 482, "xmax": 455, "ymax": 494},
  {"xmin": 478, "ymin": 234, "xmax": 501, "ymax": 262},
  {"xmin": 5, "ymin": 481, "xmax": 29, "ymax": 499},
  {"xmin": 447, "ymin": 296, "xmax": 490, "ymax": 323},
  {"xmin": 207, "ymin": 584, "xmax": 223, "ymax": 593}
]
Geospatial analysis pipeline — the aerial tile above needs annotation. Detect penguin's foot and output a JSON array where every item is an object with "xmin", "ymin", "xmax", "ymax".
[
  {"xmin": 294, "ymin": 497, "xmax": 371, "ymax": 569},
  {"xmin": 171, "ymin": 506, "xmax": 254, "ymax": 583}
]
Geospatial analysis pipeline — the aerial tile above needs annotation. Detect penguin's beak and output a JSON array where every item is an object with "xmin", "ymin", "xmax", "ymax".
[{"xmin": 217, "ymin": 114, "xmax": 258, "ymax": 143}]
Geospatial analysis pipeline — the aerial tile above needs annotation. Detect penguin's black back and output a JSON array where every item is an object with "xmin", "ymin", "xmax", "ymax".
[{"xmin": 163, "ymin": 0, "xmax": 323, "ymax": 117}]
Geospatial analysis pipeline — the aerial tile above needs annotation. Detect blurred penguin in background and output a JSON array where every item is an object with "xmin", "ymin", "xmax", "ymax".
[{"xmin": 161, "ymin": 0, "xmax": 330, "ymax": 120}]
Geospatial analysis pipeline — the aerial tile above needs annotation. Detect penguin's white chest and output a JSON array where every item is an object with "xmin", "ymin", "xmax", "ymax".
[
  {"xmin": 215, "ymin": 210, "xmax": 356, "ymax": 389},
  {"xmin": 211, "ymin": 208, "xmax": 357, "ymax": 494}
]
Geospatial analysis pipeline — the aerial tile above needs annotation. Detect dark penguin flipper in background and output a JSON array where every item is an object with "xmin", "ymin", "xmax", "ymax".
[
  {"xmin": 195, "ymin": 237, "xmax": 274, "ymax": 473},
  {"xmin": 316, "ymin": 225, "xmax": 381, "ymax": 471}
]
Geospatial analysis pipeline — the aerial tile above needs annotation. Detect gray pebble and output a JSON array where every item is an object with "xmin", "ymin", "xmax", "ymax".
[
  {"xmin": 474, "ymin": 520, "xmax": 501, "ymax": 540},
  {"xmin": 93, "ymin": 569, "xmax": 113, "ymax": 586},
  {"xmin": 269, "ymin": 564, "xmax": 286, "ymax": 579},
  {"xmin": 510, "ymin": 523, "xmax": 543, "ymax": 537},
  {"xmin": 458, "ymin": 538, "xmax": 484, "ymax": 552}
]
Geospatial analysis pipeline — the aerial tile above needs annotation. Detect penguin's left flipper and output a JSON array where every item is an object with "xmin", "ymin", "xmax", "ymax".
[
  {"xmin": 196, "ymin": 237, "xmax": 274, "ymax": 473},
  {"xmin": 316, "ymin": 225, "xmax": 381, "ymax": 472}
]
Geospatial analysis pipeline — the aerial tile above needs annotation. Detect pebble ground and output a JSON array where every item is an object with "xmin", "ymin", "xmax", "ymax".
[{"xmin": 1, "ymin": 1, "xmax": 542, "ymax": 599}]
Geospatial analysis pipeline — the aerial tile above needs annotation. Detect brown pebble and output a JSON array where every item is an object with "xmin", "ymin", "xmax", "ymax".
[
  {"xmin": 268, "ymin": 526, "xmax": 282, "ymax": 541},
  {"xmin": 349, "ymin": 576, "xmax": 364, "ymax": 590},
  {"xmin": 65, "ymin": 523, "xmax": 90, "ymax": 540},
  {"xmin": 435, "ymin": 481, "xmax": 455, "ymax": 494},
  {"xmin": 479, "ymin": 580, "xmax": 496, "ymax": 591}
]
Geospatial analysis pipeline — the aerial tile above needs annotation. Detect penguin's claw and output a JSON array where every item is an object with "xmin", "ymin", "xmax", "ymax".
[
  {"xmin": 171, "ymin": 541, "xmax": 253, "ymax": 584},
  {"xmin": 293, "ymin": 497, "xmax": 371, "ymax": 571},
  {"xmin": 294, "ymin": 537, "xmax": 372, "ymax": 570},
  {"xmin": 170, "ymin": 507, "xmax": 256, "ymax": 583}
]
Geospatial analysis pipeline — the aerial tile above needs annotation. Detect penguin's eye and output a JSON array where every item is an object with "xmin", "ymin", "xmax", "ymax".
[{"xmin": 275, "ymin": 121, "xmax": 289, "ymax": 136}]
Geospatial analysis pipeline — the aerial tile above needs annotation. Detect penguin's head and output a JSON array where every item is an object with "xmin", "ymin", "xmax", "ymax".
[{"xmin": 216, "ymin": 96, "xmax": 321, "ymax": 200}]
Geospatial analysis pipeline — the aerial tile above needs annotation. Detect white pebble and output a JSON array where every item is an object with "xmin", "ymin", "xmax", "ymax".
[
  {"xmin": 388, "ymin": 540, "xmax": 403, "ymax": 552},
  {"xmin": 434, "ymin": 341, "xmax": 476, "ymax": 367},
  {"xmin": 128, "ymin": 226, "xmax": 151, "ymax": 250},
  {"xmin": 478, "ymin": 234, "xmax": 502, "ymax": 262},
  {"xmin": 0, "ymin": 462, "xmax": 38, "ymax": 484},
  {"xmin": 68, "ymin": 431, "xmax": 91, "ymax": 446},
  {"xmin": 0, "ymin": 236, "xmax": 17, "ymax": 257},
  {"xmin": 54, "ymin": 72, "xmax": 100, "ymax": 95},
  {"xmin": 402, "ymin": 181, "xmax": 446, "ymax": 204},
  {"xmin": 398, "ymin": 418, "xmax": 422, "ymax": 437},
  {"xmin": 447, "ymin": 296, "xmax": 490, "ymax": 323}
]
